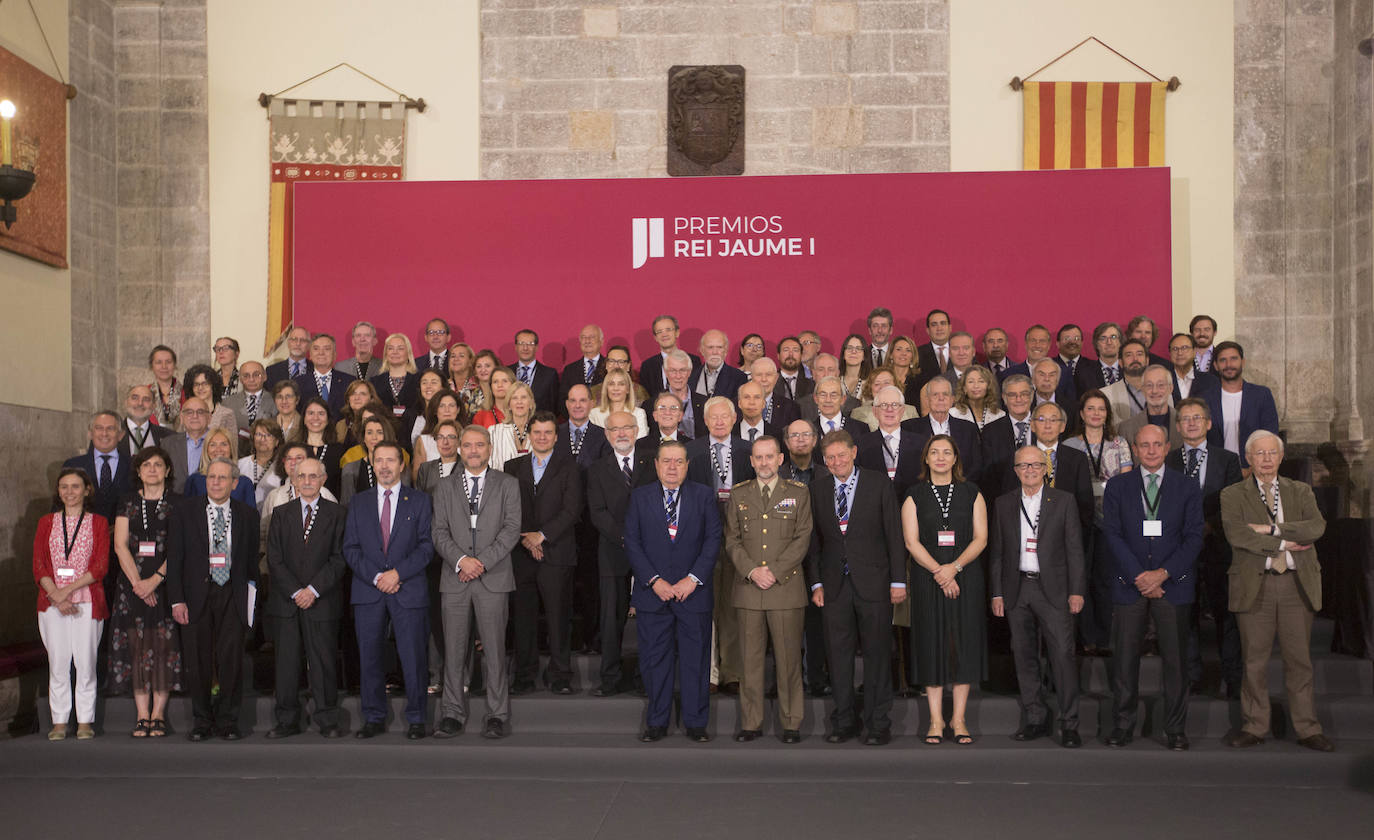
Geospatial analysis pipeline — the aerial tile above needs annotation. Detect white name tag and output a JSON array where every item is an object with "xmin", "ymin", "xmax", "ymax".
[
  {"xmin": 238, "ymin": 428, "xmax": 250, "ymax": 438},
  {"xmin": 1143, "ymin": 521, "xmax": 1162, "ymax": 537},
  {"xmin": 886, "ymin": 468, "xmax": 896, "ymax": 479},
  {"xmin": 209, "ymin": 553, "xmax": 228, "ymax": 569},
  {"xmin": 55, "ymin": 567, "xmax": 76, "ymax": 583},
  {"xmin": 938, "ymin": 530, "xmax": 956, "ymax": 547},
  {"xmin": 469, "ymin": 514, "xmax": 479, "ymax": 530},
  {"xmin": 838, "ymin": 520, "xmax": 849, "ymax": 535},
  {"xmin": 138, "ymin": 541, "xmax": 156, "ymax": 557},
  {"xmin": 668, "ymin": 524, "xmax": 679, "ymax": 540},
  {"xmin": 1025, "ymin": 537, "xmax": 1038, "ymax": 555},
  {"xmin": 717, "ymin": 488, "xmax": 730, "ymax": 502},
  {"xmin": 393, "ymin": 405, "xmax": 406, "ymax": 417}
]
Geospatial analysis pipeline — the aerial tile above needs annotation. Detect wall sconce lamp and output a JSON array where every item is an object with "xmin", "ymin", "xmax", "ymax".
[{"xmin": 0, "ymin": 99, "xmax": 37, "ymax": 230}]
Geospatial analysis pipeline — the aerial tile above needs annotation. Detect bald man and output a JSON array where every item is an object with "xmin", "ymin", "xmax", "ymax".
[{"xmin": 689, "ymin": 329, "xmax": 747, "ymax": 402}]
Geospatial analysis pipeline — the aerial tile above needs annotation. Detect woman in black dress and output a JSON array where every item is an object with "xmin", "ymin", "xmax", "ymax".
[
  {"xmin": 902, "ymin": 434, "xmax": 988, "ymax": 745},
  {"xmin": 108, "ymin": 446, "xmax": 182, "ymax": 737}
]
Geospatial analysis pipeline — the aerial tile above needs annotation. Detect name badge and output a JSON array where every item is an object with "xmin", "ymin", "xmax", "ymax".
[
  {"xmin": 393, "ymin": 405, "xmax": 406, "ymax": 418},
  {"xmin": 1143, "ymin": 521, "xmax": 1162, "ymax": 537},
  {"xmin": 886, "ymin": 468, "xmax": 896, "ymax": 479},
  {"xmin": 469, "ymin": 514, "xmax": 479, "ymax": 530},
  {"xmin": 668, "ymin": 523, "xmax": 679, "ymax": 540},
  {"xmin": 937, "ymin": 530, "xmax": 956, "ymax": 547},
  {"xmin": 1025, "ymin": 537, "xmax": 1038, "ymax": 555},
  {"xmin": 838, "ymin": 518, "xmax": 849, "ymax": 536},
  {"xmin": 717, "ymin": 488, "xmax": 730, "ymax": 502},
  {"xmin": 209, "ymin": 553, "xmax": 228, "ymax": 569},
  {"xmin": 138, "ymin": 541, "xmax": 157, "ymax": 557},
  {"xmin": 55, "ymin": 567, "xmax": 76, "ymax": 583},
  {"xmin": 238, "ymin": 428, "xmax": 250, "ymax": 438}
]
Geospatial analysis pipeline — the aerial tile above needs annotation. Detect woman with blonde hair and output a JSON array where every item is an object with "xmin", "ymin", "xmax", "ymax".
[
  {"xmin": 489, "ymin": 382, "xmax": 536, "ymax": 469},
  {"xmin": 588, "ymin": 370, "xmax": 649, "ymax": 438},
  {"xmin": 473, "ymin": 365, "xmax": 516, "ymax": 428},
  {"xmin": 950, "ymin": 365, "xmax": 1005, "ymax": 431},
  {"xmin": 446, "ymin": 342, "xmax": 480, "ymax": 412},
  {"xmin": 370, "ymin": 333, "xmax": 421, "ymax": 436},
  {"xmin": 889, "ymin": 335, "xmax": 921, "ymax": 396},
  {"xmin": 184, "ymin": 427, "xmax": 256, "ymax": 506}
]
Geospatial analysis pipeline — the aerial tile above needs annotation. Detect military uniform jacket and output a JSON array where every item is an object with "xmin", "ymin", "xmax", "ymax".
[{"xmin": 723, "ymin": 478, "xmax": 813, "ymax": 611}]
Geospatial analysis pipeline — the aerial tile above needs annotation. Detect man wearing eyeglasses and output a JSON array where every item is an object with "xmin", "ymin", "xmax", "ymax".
[
  {"xmin": 1007, "ymin": 402, "xmax": 1094, "ymax": 536},
  {"xmin": 586, "ymin": 411, "xmax": 644, "ymax": 696},
  {"xmin": 633, "ymin": 392, "xmax": 688, "ymax": 484},
  {"xmin": 164, "ymin": 397, "xmax": 212, "ymax": 494},
  {"xmin": 509, "ymin": 328, "xmax": 561, "ymax": 414},
  {"xmin": 857, "ymin": 386, "xmax": 923, "ymax": 497},
  {"xmin": 414, "ymin": 317, "xmax": 451, "ymax": 373},
  {"xmin": 640, "ymin": 314, "xmax": 702, "ymax": 401},
  {"xmin": 990, "ymin": 446, "xmax": 1086, "ymax": 747},
  {"xmin": 797, "ymin": 330, "xmax": 822, "ymax": 378},
  {"xmin": 560, "ymin": 324, "xmax": 607, "ymax": 402},
  {"xmin": 223, "ymin": 361, "xmax": 276, "ymax": 456}
]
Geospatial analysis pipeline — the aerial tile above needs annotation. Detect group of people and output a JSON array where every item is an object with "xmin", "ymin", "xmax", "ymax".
[{"xmin": 32, "ymin": 307, "xmax": 1333, "ymax": 752}]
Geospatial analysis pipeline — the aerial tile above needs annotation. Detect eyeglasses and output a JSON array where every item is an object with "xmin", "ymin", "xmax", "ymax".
[
  {"xmin": 426, "ymin": 329, "xmax": 449, "ymax": 336},
  {"xmin": 786, "ymin": 431, "xmax": 815, "ymax": 439},
  {"xmin": 742, "ymin": 342, "xmax": 764, "ymax": 350},
  {"xmin": 213, "ymin": 344, "xmax": 235, "ymax": 353},
  {"xmin": 874, "ymin": 402, "xmax": 903, "ymax": 411},
  {"xmin": 800, "ymin": 338, "xmax": 821, "ymax": 346},
  {"xmin": 1178, "ymin": 414, "xmax": 1207, "ymax": 423},
  {"xmin": 655, "ymin": 406, "xmax": 683, "ymax": 414},
  {"xmin": 515, "ymin": 341, "xmax": 537, "ymax": 347},
  {"xmin": 435, "ymin": 433, "xmax": 460, "ymax": 442},
  {"xmin": 182, "ymin": 409, "xmax": 209, "ymax": 416},
  {"xmin": 1013, "ymin": 463, "xmax": 1046, "ymax": 471}
]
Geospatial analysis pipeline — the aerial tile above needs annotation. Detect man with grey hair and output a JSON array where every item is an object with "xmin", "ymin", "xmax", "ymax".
[
  {"xmin": 560, "ymin": 323, "xmax": 607, "ymax": 401},
  {"xmin": 1118, "ymin": 364, "xmax": 1181, "ymax": 457},
  {"xmin": 690, "ymin": 328, "xmax": 746, "ymax": 402},
  {"xmin": 337, "ymin": 320, "xmax": 383, "ymax": 381},
  {"xmin": 640, "ymin": 314, "xmax": 702, "ymax": 400},
  {"xmin": 642, "ymin": 349, "xmax": 705, "ymax": 440},
  {"xmin": 866, "ymin": 306, "xmax": 894, "ymax": 367},
  {"xmin": 749, "ymin": 357, "xmax": 801, "ymax": 429},
  {"xmin": 1221, "ymin": 431, "xmax": 1332, "ymax": 751},
  {"xmin": 168, "ymin": 456, "xmax": 260, "ymax": 741}
]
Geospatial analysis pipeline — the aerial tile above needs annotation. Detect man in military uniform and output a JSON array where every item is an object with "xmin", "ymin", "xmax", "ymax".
[{"xmin": 724, "ymin": 435, "xmax": 814, "ymax": 744}]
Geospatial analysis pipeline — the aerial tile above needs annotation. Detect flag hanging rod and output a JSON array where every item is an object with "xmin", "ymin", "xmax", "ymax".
[
  {"xmin": 1010, "ymin": 36, "xmax": 1180, "ymax": 93},
  {"xmin": 258, "ymin": 62, "xmax": 426, "ymax": 112}
]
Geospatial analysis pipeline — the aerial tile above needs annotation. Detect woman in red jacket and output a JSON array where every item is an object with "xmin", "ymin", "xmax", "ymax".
[{"xmin": 34, "ymin": 468, "xmax": 110, "ymax": 741}]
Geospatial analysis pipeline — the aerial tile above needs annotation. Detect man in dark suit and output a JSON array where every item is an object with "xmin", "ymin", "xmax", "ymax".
[
  {"xmin": 912, "ymin": 308, "xmax": 953, "ymax": 397},
  {"xmin": 641, "ymin": 350, "xmax": 707, "ymax": 440},
  {"xmin": 857, "ymin": 386, "xmax": 923, "ymax": 498},
  {"xmin": 1011, "ymin": 402, "xmax": 1096, "ymax": 535},
  {"xmin": 807, "ymin": 375, "xmax": 865, "ymax": 438},
  {"xmin": 807, "ymin": 429, "xmax": 906, "ymax": 745},
  {"xmin": 735, "ymin": 380, "xmax": 783, "ymax": 443},
  {"xmin": 748, "ymin": 358, "xmax": 801, "ymax": 429},
  {"xmin": 265, "ymin": 325, "xmax": 313, "ymax": 387},
  {"xmin": 1101, "ymin": 424, "xmax": 1204, "ymax": 750},
  {"xmin": 690, "ymin": 329, "xmax": 748, "ymax": 403},
  {"xmin": 264, "ymin": 458, "xmax": 347, "ymax": 738},
  {"xmin": 120, "ymin": 385, "xmax": 172, "ymax": 458},
  {"xmin": 981, "ymin": 327, "xmax": 1014, "ymax": 379},
  {"xmin": 640, "ymin": 315, "xmax": 702, "ymax": 401},
  {"xmin": 586, "ymin": 410, "xmax": 641, "ymax": 696},
  {"xmin": 866, "ymin": 306, "xmax": 895, "ymax": 368},
  {"xmin": 293, "ymin": 333, "xmax": 356, "ymax": 421},
  {"xmin": 687, "ymin": 397, "xmax": 755, "ymax": 693},
  {"xmin": 1168, "ymin": 398, "xmax": 1244, "ymax": 698},
  {"xmin": 342, "ymin": 442, "xmax": 433, "ymax": 740},
  {"xmin": 162, "ymin": 397, "xmax": 211, "ymax": 495},
  {"xmin": 990, "ymin": 446, "xmax": 1087, "ymax": 748},
  {"xmin": 624, "ymin": 440, "xmax": 722, "ymax": 742},
  {"xmin": 797, "ymin": 356, "xmax": 859, "ymax": 420},
  {"xmin": 558, "ymin": 384, "xmax": 609, "ymax": 470},
  {"xmin": 560, "ymin": 324, "xmax": 608, "ymax": 402},
  {"xmin": 776, "ymin": 336, "xmax": 814, "ymax": 401},
  {"xmin": 901, "ymin": 376, "xmax": 982, "ymax": 484},
  {"xmin": 633, "ymin": 393, "xmax": 687, "ymax": 485},
  {"xmin": 1167, "ymin": 332, "xmax": 1221, "ymax": 406},
  {"xmin": 414, "ymin": 317, "xmax": 451, "ymax": 372},
  {"xmin": 1074, "ymin": 321, "xmax": 1124, "ymax": 396},
  {"xmin": 167, "ymin": 458, "xmax": 260, "ymax": 740},
  {"xmin": 1204, "ymin": 341, "xmax": 1280, "ymax": 471},
  {"xmin": 1053, "ymin": 323, "xmax": 1086, "ymax": 393},
  {"xmin": 64, "ymin": 411, "xmax": 130, "ymax": 525},
  {"xmin": 557, "ymin": 383, "xmax": 609, "ymax": 653},
  {"xmin": 1005, "ymin": 326, "xmax": 1075, "ymax": 407},
  {"xmin": 505, "ymin": 412, "xmax": 584, "ymax": 694},
  {"xmin": 979, "ymin": 375, "xmax": 1036, "ymax": 499},
  {"xmin": 509, "ymin": 328, "xmax": 561, "ymax": 414}
]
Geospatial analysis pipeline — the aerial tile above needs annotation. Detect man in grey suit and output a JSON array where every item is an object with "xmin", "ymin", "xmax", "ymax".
[
  {"xmin": 990, "ymin": 446, "xmax": 1087, "ymax": 748},
  {"xmin": 430, "ymin": 424, "xmax": 522, "ymax": 739},
  {"xmin": 221, "ymin": 362, "xmax": 277, "ymax": 453},
  {"xmin": 163, "ymin": 396, "xmax": 211, "ymax": 494}
]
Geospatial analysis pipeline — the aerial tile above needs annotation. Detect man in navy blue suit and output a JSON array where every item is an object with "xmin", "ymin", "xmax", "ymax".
[
  {"xmin": 1102, "ymin": 424, "xmax": 1204, "ymax": 751},
  {"xmin": 63, "ymin": 411, "xmax": 129, "ymax": 526},
  {"xmin": 624, "ymin": 440, "xmax": 722, "ymax": 743},
  {"xmin": 293, "ymin": 333, "xmax": 356, "ymax": 421},
  {"xmin": 343, "ymin": 441, "xmax": 433, "ymax": 740},
  {"xmin": 1204, "ymin": 341, "xmax": 1279, "ymax": 472}
]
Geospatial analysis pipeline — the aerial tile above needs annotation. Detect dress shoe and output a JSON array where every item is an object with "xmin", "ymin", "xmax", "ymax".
[
  {"xmin": 76, "ymin": 723, "xmax": 95, "ymax": 740},
  {"xmin": 482, "ymin": 718, "xmax": 508, "ymax": 739},
  {"xmin": 1297, "ymin": 733, "xmax": 1335, "ymax": 752},
  {"xmin": 591, "ymin": 683, "xmax": 620, "ymax": 697},
  {"xmin": 432, "ymin": 717, "xmax": 464, "ymax": 738},
  {"xmin": 406, "ymin": 723, "xmax": 427, "ymax": 740},
  {"xmin": 1060, "ymin": 730, "xmax": 1082, "ymax": 749},
  {"xmin": 550, "ymin": 680, "xmax": 575, "ymax": 695},
  {"xmin": 319, "ymin": 725, "xmax": 344, "ymax": 739},
  {"xmin": 806, "ymin": 684, "xmax": 833, "ymax": 698},
  {"xmin": 825, "ymin": 727, "xmax": 859, "ymax": 744},
  {"xmin": 863, "ymin": 730, "xmax": 892, "ymax": 746},
  {"xmin": 509, "ymin": 680, "xmax": 536, "ymax": 696},
  {"xmin": 355, "ymin": 721, "xmax": 386, "ymax": 739},
  {"xmin": 1012, "ymin": 723, "xmax": 1050, "ymax": 742},
  {"xmin": 47, "ymin": 724, "xmax": 68, "ymax": 741},
  {"xmin": 639, "ymin": 725, "xmax": 668, "ymax": 743},
  {"xmin": 1166, "ymin": 733, "xmax": 1190, "ymax": 751},
  {"xmin": 1224, "ymin": 730, "xmax": 1263, "ymax": 748},
  {"xmin": 1104, "ymin": 728, "xmax": 1133, "ymax": 747},
  {"xmin": 734, "ymin": 729, "xmax": 762, "ymax": 743},
  {"xmin": 219, "ymin": 727, "xmax": 242, "ymax": 741},
  {"xmin": 781, "ymin": 729, "xmax": 802, "ymax": 744},
  {"xmin": 686, "ymin": 727, "xmax": 711, "ymax": 743},
  {"xmin": 266, "ymin": 724, "xmax": 301, "ymax": 740},
  {"xmin": 187, "ymin": 726, "xmax": 212, "ymax": 742}
]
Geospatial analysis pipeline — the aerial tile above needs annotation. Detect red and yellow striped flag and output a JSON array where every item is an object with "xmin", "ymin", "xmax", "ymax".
[{"xmin": 1022, "ymin": 81, "xmax": 1166, "ymax": 170}]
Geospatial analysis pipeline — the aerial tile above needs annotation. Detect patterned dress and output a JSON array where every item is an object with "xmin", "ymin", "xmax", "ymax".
[{"xmin": 107, "ymin": 492, "xmax": 183, "ymax": 694}]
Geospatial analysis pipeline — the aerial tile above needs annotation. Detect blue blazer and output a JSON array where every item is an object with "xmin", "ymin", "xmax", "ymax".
[
  {"xmin": 624, "ymin": 481, "xmax": 721, "ymax": 614},
  {"xmin": 342, "ymin": 485, "xmax": 434, "ymax": 610},
  {"xmin": 1202, "ymin": 381, "xmax": 1279, "ymax": 469},
  {"xmin": 293, "ymin": 368, "xmax": 356, "ymax": 421},
  {"xmin": 1101, "ymin": 468, "xmax": 1204, "ymax": 606}
]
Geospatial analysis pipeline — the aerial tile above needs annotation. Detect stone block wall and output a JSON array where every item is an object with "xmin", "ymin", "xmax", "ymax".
[{"xmin": 481, "ymin": 0, "xmax": 951, "ymax": 179}]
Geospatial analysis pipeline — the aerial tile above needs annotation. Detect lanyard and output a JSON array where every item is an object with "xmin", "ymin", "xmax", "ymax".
[
  {"xmin": 1259, "ymin": 482, "xmax": 1279, "ymax": 523},
  {"xmin": 1126, "ymin": 385, "xmax": 1145, "ymax": 412},
  {"xmin": 61, "ymin": 511, "xmax": 86, "ymax": 560},
  {"xmin": 1019, "ymin": 498, "xmax": 1040, "ymax": 535},
  {"xmin": 1141, "ymin": 487, "xmax": 1162, "ymax": 520},
  {"xmin": 1082, "ymin": 435, "xmax": 1104, "ymax": 480},
  {"xmin": 930, "ymin": 482, "xmax": 953, "ymax": 526}
]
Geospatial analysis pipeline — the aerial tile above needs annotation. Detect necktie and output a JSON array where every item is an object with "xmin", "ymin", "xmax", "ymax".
[
  {"xmin": 1145, "ymin": 473, "xmax": 1159, "ymax": 517},
  {"xmin": 1105, "ymin": 365, "xmax": 1119, "ymax": 385},
  {"xmin": 1015, "ymin": 421, "xmax": 1029, "ymax": 447},
  {"xmin": 1045, "ymin": 448, "xmax": 1057, "ymax": 486},
  {"xmin": 432, "ymin": 354, "xmax": 442, "ymax": 370},
  {"xmin": 1186, "ymin": 447, "xmax": 1199, "ymax": 479},
  {"xmin": 883, "ymin": 434, "xmax": 897, "ymax": 472},
  {"xmin": 210, "ymin": 506, "xmax": 230, "ymax": 585},
  {"xmin": 380, "ymin": 489, "xmax": 393, "ymax": 552},
  {"xmin": 761, "ymin": 483, "xmax": 771, "ymax": 507},
  {"xmin": 665, "ymin": 488, "xmax": 679, "ymax": 540},
  {"xmin": 302, "ymin": 504, "xmax": 315, "ymax": 542},
  {"xmin": 827, "ymin": 419, "xmax": 837, "ymax": 432},
  {"xmin": 713, "ymin": 442, "xmax": 728, "ymax": 488},
  {"xmin": 131, "ymin": 424, "xmax": 146, "ymax": 450},
  {"xmin": 1068, "ymin": 358, "xmax": 1077, "ymax": 375},
  {"xmin": 937, "ymin": 347, "xmax": 946, "ymax": 371},
  {"xmin": 317, "ymin": 372, "xmax": 330, "ymax": 401},
  {"xmin": 519, "ymin": 365, "xmax": 532, "ymax": 385},
  {"xmin": 622, "ymin": 456, "xmax": 634, "ymax": 486},
  {"xmin": 246, "ymin": 393, "xmax": 259, "ymax": 422},
  {"xmin": 468, "ymin": 475, "xmax": 481, "ymax": 514},
  {"xmin": 748, "ymin": 427, "xmax": 759, "ymax": 441},
  {"xmin": 291, "ymin": 360, "xmax": 303, "ymax": 378},
  {"xmin": 99, "ymin": 455, "xmax": 112, "ymax": 488},
  {"xmin": 835, "ymin": 480, "xmax": 848, "ymax": 522},
  {"xmin": 573, "ymin": 426, "xmax": 585, "ymax": 456},
  {"xmin": 785, "ymin": 376, "xmax": 796, "ymax": 399},
  {"xmin": 585, "ymin": 358, "xmax": 594, "ymax": 384}
]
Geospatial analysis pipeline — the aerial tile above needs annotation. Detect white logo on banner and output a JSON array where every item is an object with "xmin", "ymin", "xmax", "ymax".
[
  {"xmin": 631, "ymin": 218, "xmax": 665, "ymax": 269},
  {"xmin": 632, "ymin": 215, "xmax": 816, "ymax": 270}
]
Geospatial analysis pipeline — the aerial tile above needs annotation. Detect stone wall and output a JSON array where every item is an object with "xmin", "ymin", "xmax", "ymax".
[{"xmin": 481, "ymin": 0, "xmax": 951, "ymax": 179}]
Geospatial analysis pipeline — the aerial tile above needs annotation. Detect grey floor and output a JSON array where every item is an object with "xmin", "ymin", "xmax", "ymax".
[{"xmin": 3, "ymin": 732, "xmax": 1372, "ymax": 839}]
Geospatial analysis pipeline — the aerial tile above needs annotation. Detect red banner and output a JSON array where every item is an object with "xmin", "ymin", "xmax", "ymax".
[{"xmin": 292, "ymin": 168, "xmax": 1172, "ymax": 366}]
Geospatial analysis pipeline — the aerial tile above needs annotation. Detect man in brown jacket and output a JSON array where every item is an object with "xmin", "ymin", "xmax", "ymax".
[{"xmin": 1220, "ymin": 429, "xmax": 1332, "ymax": 751}]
